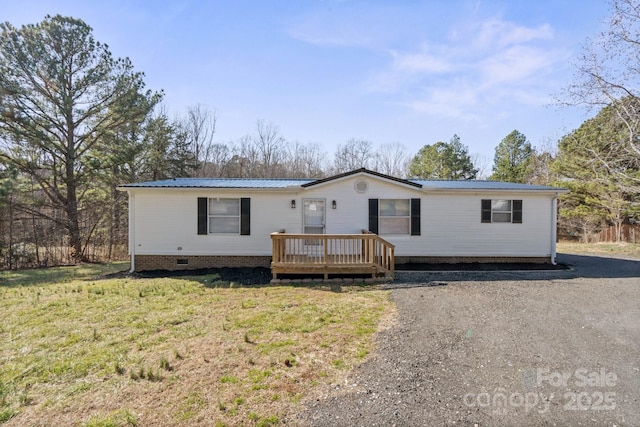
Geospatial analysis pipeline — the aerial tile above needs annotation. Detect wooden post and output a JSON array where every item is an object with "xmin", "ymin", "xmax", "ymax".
[
  {"xmin": 324, "ymin": 235, "xmax": 328, "ymax": 264},
  {"xmin": 389, "ymin": 246, "xmax": 395, "ymax": 276}
]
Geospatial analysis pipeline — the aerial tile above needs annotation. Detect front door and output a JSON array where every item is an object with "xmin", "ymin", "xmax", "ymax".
[{"xmin": 303, "ymin": 199, "xmax": 325, "ymax": 234}]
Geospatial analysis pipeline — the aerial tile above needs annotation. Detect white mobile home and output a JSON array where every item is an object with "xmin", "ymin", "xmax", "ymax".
[{"xmin": 118, "ymin": 168, "xmax": 568, "ymax": 275}]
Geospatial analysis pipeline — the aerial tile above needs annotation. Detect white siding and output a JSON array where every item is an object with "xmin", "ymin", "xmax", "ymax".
[
  {"xmin": 303, "ymin": 176, "xmax": 420, "ymax": 234},
  {"xmin": 302, "ymin": 175, "xmax": 554, "ymax": 257},
  {"xmin": 128, "ymin": 174, "xmax": 556, "ymax": 258},
  {"xmin": 420, "ymin": 193, "xmax": 553, "ymax": 257},
  {"xmin": 131, "ymin": 189, "xmax": 303, "ymax": 256}
]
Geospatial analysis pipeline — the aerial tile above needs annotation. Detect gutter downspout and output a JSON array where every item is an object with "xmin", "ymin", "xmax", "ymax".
[
  {"xmin": 129, "ymin": 191, "xmax": 136, "ymax": 273},
  {"xmin": 551, "ymin": 194, "xmax": 558, "ymax": 265}
]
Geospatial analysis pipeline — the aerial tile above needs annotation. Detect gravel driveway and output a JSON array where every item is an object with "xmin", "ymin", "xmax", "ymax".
[{"xmin": 302, "ymin": 253, "xmax": 640, "ymax": 426}]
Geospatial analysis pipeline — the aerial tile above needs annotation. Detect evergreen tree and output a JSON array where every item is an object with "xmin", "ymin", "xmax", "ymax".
[
  {"xmin": 562, "ymin": 0, "xmax": 640, "ymax": 194},
  {"xmin": 491, "ymin": 130, "xmax": 532, "ymax": 183},
  {"xmin": 409, "ymin": 134, "xmax": 477, "ymax": 180},
  {"xmin": 553, "ymin": 104, "xmax": 639, "ymax": 241},
  {"xmin": 0, "ymin": 15, "xmax": 159, "ymax": 261}
]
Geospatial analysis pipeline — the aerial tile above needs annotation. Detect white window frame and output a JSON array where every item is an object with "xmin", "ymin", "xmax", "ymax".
[
  {"xmin": 379, "ymin": 199, "xmax": 411, "ymax": 235},
  {"xmin": 208, "ymin": 198, "xmax": 240, "ymax": 234},
  {"xmin": 491, "ymin": 199, "xmax": 512, "ymax": 223}
]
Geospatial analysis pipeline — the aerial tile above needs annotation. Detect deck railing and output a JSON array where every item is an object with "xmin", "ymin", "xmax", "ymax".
[{"xmin": 270, "ymin": 230, "xmax": 395, "ymax": 279}]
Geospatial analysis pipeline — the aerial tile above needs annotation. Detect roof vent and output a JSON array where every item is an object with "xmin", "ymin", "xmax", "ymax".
[{"xmin": 355, "ymin": 179, "xmax": 368, "ymax": 193}]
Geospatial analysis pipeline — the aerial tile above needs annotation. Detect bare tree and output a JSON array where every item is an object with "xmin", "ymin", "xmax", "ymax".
[
  {"xmin": 254, "ymin": 120, "xmax": 287, "ymax": 177},
  {"xmin": 470, "ymin": 153, "xmax": 492, "ymax": 180},
  {"xmin": 374, "ymin": 142, "xmax": 410, "ymax": 177},
  {"xmin": 182, "ymin": 104, "xmax": 217, "ymax": 177},
  {"xmin": 527, "ymin": 140, "xmax": 557, "ymax": 185},
  {"xmin": 286, "ymin": 142, "xmax": 327, "ymax": 178},
  {"xmin": 332, "ymin": 139, "xmax": 375, "ymax": 173},
  {"xmin": 229, "ymin": 135, "xmax": 259, "ymax": 178},
  {"xmin": 202, "ymin": 143, "xmax": 233, "ymax": 177},
  {"xmin": 562, "ymin": 0, "xmax": 640, "ymax": 192}
]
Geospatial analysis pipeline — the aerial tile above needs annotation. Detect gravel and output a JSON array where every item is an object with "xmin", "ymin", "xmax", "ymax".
[{"xmin": 300, "ymin": 253, "xmax": 640, "ymax": 426}]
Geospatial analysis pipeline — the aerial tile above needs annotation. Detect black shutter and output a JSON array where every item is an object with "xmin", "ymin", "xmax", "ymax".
[
  {"xmin": 481, "ymin": 199, "xmax": 492, "ymax": 223},
  {"xmin": 513, "ymin": 200, "xmax": 523, "ymax": 223},
  {"xmin": 240, "ymin": 198, "xmax": 251, "ymax": 235},
  {"xmin": 368, "ymin": 199, "xmax": 379, "ymax": 234},
  {"xmin": 410, "ymin": 198, "xmax": 421, "ymax": 236},
  {"xmin": 197, "ymin": 197, "xmax": 208, "ymax": 235}
]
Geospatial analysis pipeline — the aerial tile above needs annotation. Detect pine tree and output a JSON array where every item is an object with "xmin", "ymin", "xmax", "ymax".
[
  {"xmin": 0, "ymin": 15, "xmax": 160, "ymax": 261},
  {"xmin": 409, "ymin": 135, "xmax": 478, "ymax": 180},
  {"xmin": 491, "ymin": 130, "xmax": 532, "ymax": 183}
]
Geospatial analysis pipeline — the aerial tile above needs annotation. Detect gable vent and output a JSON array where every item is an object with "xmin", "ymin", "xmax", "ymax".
[{"xmin": 355, "ymin": 180, "xmax": 368, "ymax": 193}]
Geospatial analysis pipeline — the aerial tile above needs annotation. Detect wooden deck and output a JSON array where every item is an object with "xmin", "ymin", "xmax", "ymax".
[{"xmin": 271, "ymin": 230, "xmax": 395, "ymax": 279}]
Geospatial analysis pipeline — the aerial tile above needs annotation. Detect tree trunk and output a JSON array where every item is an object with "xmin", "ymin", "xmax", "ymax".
[
  {"xmin": 31, "ymin": 211, "xmax": 41, "ymax": 266},
  {"xmin": 66, "ymin": 198, "xmax": 83, "ymax": 263},
  {"xmin": 65, "ymin": 152, "xmax": 84, "ymax": 262},
  {"xmin": 8, "ymin": 195, "xmax": 13, "ymax": 269}
]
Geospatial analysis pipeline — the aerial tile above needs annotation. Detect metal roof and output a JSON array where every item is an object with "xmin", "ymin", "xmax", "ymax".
[
  {"xmin": 301, "ymin": 168, "xmax": 422, "ymax": 188},
  {"xmin": 119, "ymin": 178, "xmax": 314, "ymax": 189},
  {"xmin": 119, "ymin": 176, "xmax": 565, "ymax": 192},
  {"xmin": 410, "ymin": 180, "xmax": 565, "ymax": 191}
]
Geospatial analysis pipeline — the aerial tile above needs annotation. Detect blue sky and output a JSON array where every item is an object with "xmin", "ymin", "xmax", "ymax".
[{"xmin": 3, "ymin": 0, "xmax": 611, "ymax": 166}]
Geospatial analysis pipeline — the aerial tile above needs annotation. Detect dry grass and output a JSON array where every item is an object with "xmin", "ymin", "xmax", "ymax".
[
  {"xmin": 557, "ymin": 241, "xmax": 640, "ymax": 259},
  {"xmin": 0, "ymin": 267, "xmax": 395, "ymax": 426}
]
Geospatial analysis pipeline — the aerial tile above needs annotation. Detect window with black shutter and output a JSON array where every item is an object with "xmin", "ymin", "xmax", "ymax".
[
  {"xmin": 481, "ymin": 199, "xmax": 492, "ymax": 223},
  {"xmin": 240, "ymin": 198, "xmax": 251, "ymax": 235},
  {"xmin": 410, "ymin": 198, "xmax": 421, "ymax": 236},
  {"xmin": 368, "ymin": 199, "xmax": 379, "ymax": 234},
  {"xmin": 481, "ymin": 199, "xmax": 523, "ymax": 224},
  {"xmin": 512, "ymin": 200, "xmax": 522, "ymax": 223},
  {"xmin": 369, "ymin": 198, "xmax": 421, "ymax": 235},
  {"xmin": 197, "ymin": 198, "xmax": 208, "ymax": 235},
  {"xmin": 198, "ymin": 197, "xmax": 250, "ymax": 235}
]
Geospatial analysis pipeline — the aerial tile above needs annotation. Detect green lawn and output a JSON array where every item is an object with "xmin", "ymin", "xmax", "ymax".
[
  {"xmin": 0, "ymin": 262, "xmax": 130, "ymax": 287},
  {"xmin": 0, "ymin": 265, "xmax": 394, "ymax": 426}
]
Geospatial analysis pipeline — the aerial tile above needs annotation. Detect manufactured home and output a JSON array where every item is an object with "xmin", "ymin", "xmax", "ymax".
[{"xmin": 118, "ymin": 168, "xmax": 568, "ymax": 277}]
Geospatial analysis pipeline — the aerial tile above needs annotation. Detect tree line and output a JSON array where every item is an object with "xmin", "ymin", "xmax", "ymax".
[{"xmin": 1, "ymin": 4, "xmax": 639, "ymax": 269}]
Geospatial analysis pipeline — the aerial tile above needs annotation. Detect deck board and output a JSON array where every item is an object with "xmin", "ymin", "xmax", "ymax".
[{"xmin": 271, "ymin": 231, "xmax": 395, "ymax": 279}]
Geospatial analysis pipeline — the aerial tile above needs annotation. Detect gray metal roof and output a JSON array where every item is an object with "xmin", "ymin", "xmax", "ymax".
[
  {"xmin": 119, "ymin": 178, "xmax": 314, "ymax": 189},
  {"xmin": 411, "ymin": 180, "xmax": 565, "ymax": 191},
  {"xmin": 119, "ymin": 176, "xmax": 565, "ymax": 192}
]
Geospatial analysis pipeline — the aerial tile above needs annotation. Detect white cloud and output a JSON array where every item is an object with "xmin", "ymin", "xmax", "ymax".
[
  {"xmin": 471, "ymin": 19, "xmax": 553, "ymax": 50},
  {"xmin": 288, "ymin": 24, "xmax": 374, "ymax": 48},
  {"xmin": 364, "ymin": 17, "xmax": 565, "ymax": 120},
  {"xmin": 403, "ymin": 84, "xmax": 483, "ymax": 121},
  {"xmin": 286, "ymin": 5, "xmax": 398, "ymax": 49},
  {"xmin": 287, "ymin": 3, "xmax": 570, "ymax": 125},
  {"xmin": 390, "ymin": 48, "xmax": 452, "ymax": 74},
  {"xmin": 480, "ymin": 45, "xmax": 556, "ymax": 85}
]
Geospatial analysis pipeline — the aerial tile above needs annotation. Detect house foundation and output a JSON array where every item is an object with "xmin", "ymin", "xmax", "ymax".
[
  {"xmin": 134, "ymin": 255, "xmax": 272, "ymax": 271},
  {"xmin": 133, "ymin": 254, "xmax": 552, "ymax": 272},
  {"xmin": 395, "ymin": 256, "xmax": 552, "ymax": 264}
]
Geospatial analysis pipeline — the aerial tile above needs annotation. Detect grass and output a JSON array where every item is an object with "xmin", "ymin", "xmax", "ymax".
[
  {"xmin": 0, "ymin": 262, "xmax": 129, "ymax": 287},
  {"xmin": 0, "ymin": 264, "xmax": 394, "ymax": 426},
  {"xmin": 557, "ymin": 241, "xmax": 640, "ymax": 259}
]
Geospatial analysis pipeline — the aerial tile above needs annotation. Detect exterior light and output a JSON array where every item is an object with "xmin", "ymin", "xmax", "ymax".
[
  {"xmin": 291, "ymin": 199, "xmax": 296, "ymax": 209},
  {"xmin": 332, "ymin": 200, "xmax": 337, "ymax": 209}
]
